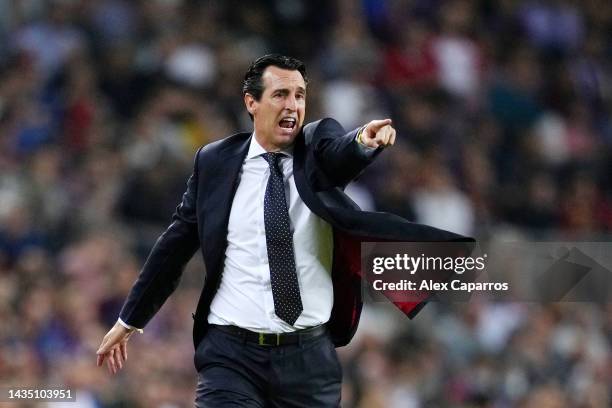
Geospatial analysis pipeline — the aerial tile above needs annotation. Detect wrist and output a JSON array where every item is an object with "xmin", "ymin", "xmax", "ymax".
[
  {"xmin": 356, "ymin": 125, "xmax": 367, "ymax": 145},
  {"xmin": 117, "ymin": 318, "xmax": 143, "ymax": 334}
]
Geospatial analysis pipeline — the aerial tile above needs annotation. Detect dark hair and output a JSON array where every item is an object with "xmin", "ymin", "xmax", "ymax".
[{"xmin": 242, "ymin": 54, "xmax": 308, "ymax": 101}]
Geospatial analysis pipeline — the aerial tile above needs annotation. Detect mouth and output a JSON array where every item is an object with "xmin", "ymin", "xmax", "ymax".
[{"xmin": 278, "ymin": 117, "xmax": 297, "ymax": 133}]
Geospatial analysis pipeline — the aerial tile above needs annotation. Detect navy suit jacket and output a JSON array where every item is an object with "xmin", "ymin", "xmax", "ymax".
[{"xmin": 119, "ymin": 118, "xmax": 471, "ymax": 361}]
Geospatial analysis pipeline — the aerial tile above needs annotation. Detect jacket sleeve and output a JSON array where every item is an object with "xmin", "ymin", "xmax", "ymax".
[
  {"xmin": 312, "ymin": 118, "xmax": 382, "ymax": 187},
  {"xmin": 118, "ymin": 148, "xmax": 202, "ymax": 329}
]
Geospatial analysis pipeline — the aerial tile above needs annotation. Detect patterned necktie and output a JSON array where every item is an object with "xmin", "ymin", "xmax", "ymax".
[{"xmin": 262, "ymin": 152, "xmax": 303, "ymax": 325}]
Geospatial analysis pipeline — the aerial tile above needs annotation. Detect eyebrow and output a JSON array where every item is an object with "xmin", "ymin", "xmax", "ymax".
[{"xmin": 272, "ymin": 86, "xmax": 307, "ymax": 94}]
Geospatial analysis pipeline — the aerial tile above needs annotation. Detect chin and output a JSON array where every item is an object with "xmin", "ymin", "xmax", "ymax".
[
  {"xmin": 275, "ymin": 129, "xmax": 299, "ymax": 143},
  {"xmin": 274, "ymin": 134, "xmax": 296, "ymax": 148}
]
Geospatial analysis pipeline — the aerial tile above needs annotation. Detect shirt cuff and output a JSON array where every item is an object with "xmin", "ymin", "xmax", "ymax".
[{"xmin": 118, "ymin": 318, "xmax": 144, "ymax": 334}]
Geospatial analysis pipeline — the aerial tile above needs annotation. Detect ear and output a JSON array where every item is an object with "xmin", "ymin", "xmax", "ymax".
[{"xmin": 244, "ymin": 93, "xmax": 258, "ymax": 116}]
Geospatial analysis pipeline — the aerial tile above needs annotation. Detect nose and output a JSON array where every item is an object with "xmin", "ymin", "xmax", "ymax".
[{"xmin": 284, "ymin": 94, "xmax": 297, "ymax": 111}]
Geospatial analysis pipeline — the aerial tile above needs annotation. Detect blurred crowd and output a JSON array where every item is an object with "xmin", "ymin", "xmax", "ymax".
[{"xmin": 0, "ymin": 0, "xmax": 610, "ymax": 407}]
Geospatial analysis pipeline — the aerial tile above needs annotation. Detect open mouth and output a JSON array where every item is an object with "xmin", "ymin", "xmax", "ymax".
[{"xmin": 278, "ymin": 117, "xmax": 297, "ymax": 131}]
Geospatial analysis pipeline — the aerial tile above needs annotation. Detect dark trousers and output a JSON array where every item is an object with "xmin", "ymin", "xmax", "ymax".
[{"xmin": 194, "ymin": 326, "xmax": 342, "ymax": 407}]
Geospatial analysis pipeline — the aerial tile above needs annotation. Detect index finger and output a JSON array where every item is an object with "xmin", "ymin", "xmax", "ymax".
[
  {"xmin": 368, "ymin": 118, "xmax": 392, "ymax": 132},
  {"xmin": 97, "ymin": 338, "xmax": 112, "ymax": 355},
  {"xmin": 97, "ymin": 353, "xmax": 106, "ymax": 367}
]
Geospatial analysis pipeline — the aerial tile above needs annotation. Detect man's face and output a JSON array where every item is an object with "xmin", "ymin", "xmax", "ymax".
[{"xmin": 245, "ymin": 66, "xmax": 306, "ymax": 151}]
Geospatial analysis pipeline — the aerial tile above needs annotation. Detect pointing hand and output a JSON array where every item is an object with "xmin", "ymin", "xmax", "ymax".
[{"xmin": 359, "ymin": 119, "xmax": 396, "ymax": 149}]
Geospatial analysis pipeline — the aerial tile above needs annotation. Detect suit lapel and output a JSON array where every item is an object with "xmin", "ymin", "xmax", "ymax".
[{"xmin": 202, "ymin": 134, "xmax": 251, "ymax": 277}]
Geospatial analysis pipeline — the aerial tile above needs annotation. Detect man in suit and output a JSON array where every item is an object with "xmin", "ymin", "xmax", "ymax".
[{"xmin": 97, "ymin": 54, "xmax": 468, "ymax": 407}]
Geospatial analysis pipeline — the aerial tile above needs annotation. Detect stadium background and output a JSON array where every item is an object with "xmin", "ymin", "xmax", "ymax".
[{"xmin": 0, "ymin": 0, "xmax": 610, "ymax": 406}]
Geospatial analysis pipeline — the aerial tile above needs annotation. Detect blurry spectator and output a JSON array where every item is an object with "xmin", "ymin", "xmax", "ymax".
[
  {"xmin": 87, "ymin": 0, "xmax": 138, "ymax": 47},
  {"xmin": 381, "ymin": 18, "xmax": 437, "ymax": 91},
  {"xmin": 0, "ymin": 205, "xmax": 46, "ymax": 265},
  {"xmin": 560, "ymin": 172, "xmax": 612, "ymax": 234},
  {"xmin": 320, "ymin": 13, "xmax": 384, "ymax": 129},
  {"xmin": 511, "ymin": 171, "xmax": 560, "ymax": 230},
  {"xmin": 488, "ymin": 46, "xmax": 543, "ymax": 133},
  {"xmin": 13, "ymin": 0, "xmax": 85, "ymax": 79},
  {"xmin": 162, "ymin": 6, "xmax": 220, "ymax": 90},
  {"xmin": 571, "ymin": 34, "xmax": 609, "ymax": 110},
  {"xmin": 519, "ymin": 0, "xmax": 584, "ymax": 55},
  {"xmin": 412, "ymin": 157, "xmax": 475, "ymax": 236},
  {"xmin": 430, "ymin": 0, "xmax": 485, "ymax": 101},
  {"xmin": 372, "ymin": 143, "xmax": 419, "ymax": 221},
  {"xmin": 61, "ymin": 55, "xmax": 112, "ymax": 154},
  {"xmin": 0, "ymin": 1, "xmax": 610, "ymax": 406}
]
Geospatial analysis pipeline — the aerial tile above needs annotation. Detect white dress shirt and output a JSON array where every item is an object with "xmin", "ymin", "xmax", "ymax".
[{"xmin": 207, "ymin": 135, "xmax": 334, "ymax": 332}]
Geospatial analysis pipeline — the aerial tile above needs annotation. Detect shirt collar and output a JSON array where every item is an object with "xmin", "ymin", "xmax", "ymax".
[{"xmin": 247, "ymin": 132, "xmax": 294, "ymax": 160}]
